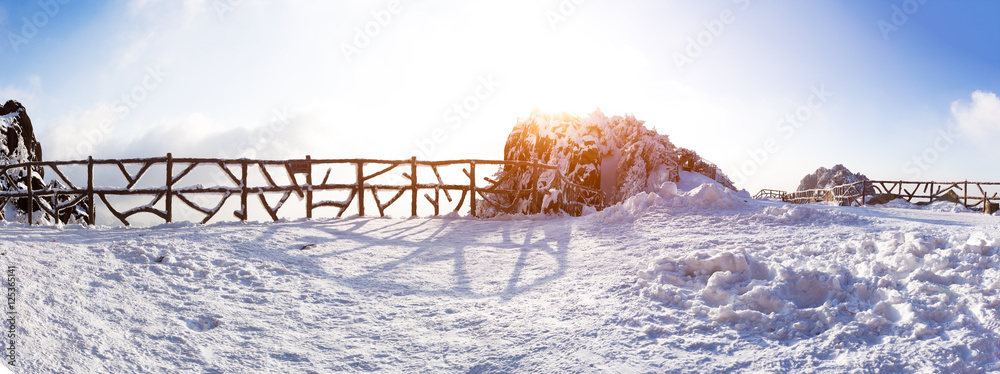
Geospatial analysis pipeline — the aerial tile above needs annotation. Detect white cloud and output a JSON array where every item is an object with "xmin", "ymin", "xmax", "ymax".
[
  {"xmin": 952, "ymin": 90, "xmax": 1000, "ymax": 137},
  {"xmin": 0, "ymin": 84, "xmax": 37, "ymax": 109}
]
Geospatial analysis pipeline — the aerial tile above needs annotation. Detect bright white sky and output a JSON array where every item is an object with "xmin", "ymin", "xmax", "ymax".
[{"xmin": 1, "ymin": 0, "xmax": 999, "ymax": 193}]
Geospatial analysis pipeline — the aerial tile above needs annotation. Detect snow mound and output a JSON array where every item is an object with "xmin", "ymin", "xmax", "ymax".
[
  {"xmin": 879, "ymin": 198, "xmax": 970, "ymax": 213},
  {"xmin": 677, "ymin": 183, "xmax": 743, "ymax": 208},
  {"xmin": 638, "ymin": 250, "xmax": 849, "ymax": 339},
  {"xmin": 752, "ymin": 205, "xmax": 866, "ymax": 225},
  {"xmin": 882, "ymin": 198, "xmax": 919, "ymax": 209},
  {"xmin": 637, "ymin": 230, "xmax": 1000, "ymax": 366},
  {"xmin": 675, "ymin": 171, "xmax": 719, "ymax": 193},
  {"xmin": 591, "ymin": 191, "xmax": 666, "ymax": 223},
  {"xmin": 589, "ymin": 182, "xmax": 744, "ymax": 223},
  {"xmin": 924, "ymin": 201, "xmax": 969, "ymax": 213}
]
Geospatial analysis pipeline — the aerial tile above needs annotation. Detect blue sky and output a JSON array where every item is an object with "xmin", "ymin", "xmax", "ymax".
[{"xmin": 1, "ymin": 0, "xmax": 998, "ymax": 193}]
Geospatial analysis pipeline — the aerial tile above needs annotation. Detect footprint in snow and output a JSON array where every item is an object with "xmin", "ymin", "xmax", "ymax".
[{"xmin": 183, "ymin": 316, "xmax": 221, "ymax": 332}]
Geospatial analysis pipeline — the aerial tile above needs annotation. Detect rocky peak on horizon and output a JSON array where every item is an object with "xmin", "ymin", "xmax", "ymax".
[{"xmin": 796, "ymin": 164, "xmax": 870, "ymax": 191}]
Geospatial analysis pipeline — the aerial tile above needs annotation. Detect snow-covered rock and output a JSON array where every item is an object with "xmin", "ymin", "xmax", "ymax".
[
  {"xmin": 1, "ymin": 100, "xmax": 43, "ymax": 171},
  {"xmin": 1, "ymin": 100, "xmax": 89, "ymax": 223},
  {"xmin": 481, "ymin": 110, "xmax": 737, "ymax": 217},
  {"xmin": 796, "ymin": 164, "xmax": 874, "ymax": 192}
]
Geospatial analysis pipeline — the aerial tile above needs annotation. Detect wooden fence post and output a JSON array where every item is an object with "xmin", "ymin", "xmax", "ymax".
[
  {"xmin": 985, "ymin": 190, "xmax": 991, "ymax": 215},
  {"xmin": 529, "ymin": 161, "xmax": 540, "ymax": 214},
  {"xmin": 165, "ymin": 153, "xmax": 173, "ymax": 223},
  {"xmin": 305, "ymin": 155, "xmax": 313, "ymax": 219},
  {"xmin": 964, "ymin": 180, "xmax": 969, "ymax": 208},
  {"xmin": 26, "ymin": 165, "xmax": 32, "ymax": 225},
  {"xmin": 357, "ymin": 162, "xmax": 365, "ymax": 216},
  {"xmin": 240, "ymin": 160, "xmax": 248, "ymax": 221},
  {"xmin": 410, "ymin": 156, "xmax": 417, "ymax": 217},
  {"xmin": 87, "ymin": 156, "xmax": 95, "ymax": 225},
  {"xmin": 861, "ymin": 181, "xmax": 867, "ymax": 206},
  {"xmin": 470, "ymin": 161, "xmax": 477, "ymax": 217}
]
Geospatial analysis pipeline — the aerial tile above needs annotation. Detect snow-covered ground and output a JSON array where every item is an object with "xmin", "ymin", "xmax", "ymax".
[{"xmin": 2, "ymin": 172, "xmax": 1000, "ymax": 373}]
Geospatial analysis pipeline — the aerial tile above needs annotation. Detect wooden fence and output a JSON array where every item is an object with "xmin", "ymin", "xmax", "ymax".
[
  {"xmin": 752, "ymin": 189, "xmax": 787, "ymax": 200},
  {"xmin": 759, "ymin": 180, "xmax": 1000, "ymax": 214},
  {"xmin": 0, "ymin": 154, "xmax": 605, "ymax": 226}
]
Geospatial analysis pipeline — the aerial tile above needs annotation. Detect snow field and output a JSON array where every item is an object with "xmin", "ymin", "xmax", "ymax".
[{"xmin": 1, "ymin": 172, "xmax": 999, "ymax": 372}]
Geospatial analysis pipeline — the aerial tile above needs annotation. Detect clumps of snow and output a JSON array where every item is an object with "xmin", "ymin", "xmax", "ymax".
[
  {"xmin": 589, "ymin": 181, "xmax": 744, "ymax": 223},
  {"xmin": 591, "ymin": 192, "xmax": 667, "ymax": 223},
  {"xmin": 924, "ymin": 201, "xmax": 970, "ymax": 213},
  {"xmin": 677, "ymin": 183, "xmax": 743, "ymax": 208},
  {"xmin": 752, "ymin": 205, "xmax": 866, "ymax": 225},
  {"xmin": 882, "ymin": 198, "xmax": 919, "ymax": 209},
  {"xmin": 674, "ymin": 171, "xmax": 718, "ymax": 192},
  {"xmin": 638, "ymin": 250, "xmax": 850, "ymax": 339},
  {"xmin": 637, "ymin": 230, "xmax": 1000, "ymax": 359},
  {"xmin": 879, "ymin": 198, "xmax": 970, "ymax": 213}
]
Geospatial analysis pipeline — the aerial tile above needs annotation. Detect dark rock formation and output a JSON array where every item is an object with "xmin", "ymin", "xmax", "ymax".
[
  {"xmin": 0, "ymin": 100, "xmax": 43, "ymax": 173},
  {"xmin": 1, "ymin": 100, "xmax": 88, "ymax": 223}
]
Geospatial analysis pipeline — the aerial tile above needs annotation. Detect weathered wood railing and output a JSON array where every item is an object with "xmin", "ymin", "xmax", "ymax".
[
  {"xmin": 0, "ymin": 155, "xmax": 605, "ymax": 226},
  {"xmin": 760, "ymin": 180, "xmax": 1000, "ymax": 214},
  {"xmin": 753, "ymin": 189, "xmax": 787, "ymax": 200}
]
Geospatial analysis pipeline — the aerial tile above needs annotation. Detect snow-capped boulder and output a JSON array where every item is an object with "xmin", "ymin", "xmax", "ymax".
[
  {"xmin": 796, "ymin": 164, "xmax": 875, "ymax": 193},
  {"xmin": 481, "ymin": 109, "xmax": 737, "ymax": 217},
  {"xmin": 1, "ymin": 100, "xmax": 43, "ymax": 172},
  {"xmin": 1, "ymin": 100, "xmax": 88, "ymax": 223}
]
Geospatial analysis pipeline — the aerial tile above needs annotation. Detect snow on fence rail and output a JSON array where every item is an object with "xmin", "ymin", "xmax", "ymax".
[
  {"xmin": 758, "ymin": 180, "xmax": 1000, "ymax": 214},
  {"xmin": 0, "ymin": 154, "xmax": 605, "ymax": 226}
]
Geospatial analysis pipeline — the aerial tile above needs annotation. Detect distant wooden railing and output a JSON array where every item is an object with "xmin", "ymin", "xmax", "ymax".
[
  {"xmin": 753, "ymin": 189, "xmax": 787, "ymax": 200},
  {"xmin": 758, "ymin": 180, "xmax": 1000, "ymax": 214},
  {"xmin": 0, "ymin": 155, "xmax": 605, "ymax": 226}
]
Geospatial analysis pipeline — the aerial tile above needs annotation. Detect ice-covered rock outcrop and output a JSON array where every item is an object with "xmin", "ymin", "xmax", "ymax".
[
  {"xmin": 481, "ymin": 110, "xmax": 736, "ymax": 217},
  {"xmin": 796, "ymin": 164, "xmax": 872, "ymax": 191},
  {"xmin": 1, "ymin": 100, "xmax": 88, "ymax": 223},
  {"xmin": 1, "ymin": 100, "xmax": 43, "ymax": 169}
]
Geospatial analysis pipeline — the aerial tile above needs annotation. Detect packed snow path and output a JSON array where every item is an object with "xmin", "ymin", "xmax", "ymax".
[{"xmin": 2, "ymin": 181, "xmax": 1000, "ymax": 372}]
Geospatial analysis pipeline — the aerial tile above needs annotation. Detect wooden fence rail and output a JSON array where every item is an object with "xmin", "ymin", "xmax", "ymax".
[
  {"xmin": 760, "ymin": 180, "xmax": 1000, "ymax": 214},
  {"xmin": 0, "ymin": 154, "xmax": 605, "ymax": 226}
]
